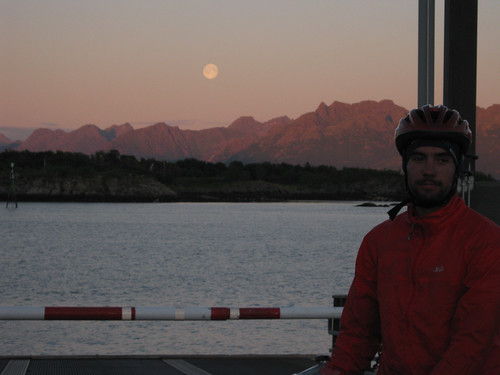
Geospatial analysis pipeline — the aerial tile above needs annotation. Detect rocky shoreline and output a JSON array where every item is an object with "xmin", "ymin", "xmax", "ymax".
[
  {"xmin": 1, "ymin": 150, "xmax": 411, "ymax": 204},
  {"xmin": 2, "ymin": 175, "xmax": 406, "ymax": 203}
]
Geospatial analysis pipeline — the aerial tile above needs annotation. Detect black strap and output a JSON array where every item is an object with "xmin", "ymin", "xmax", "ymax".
[{"xmin": 387, "ymin": 199, "xmax": 411, "ymax": 221}]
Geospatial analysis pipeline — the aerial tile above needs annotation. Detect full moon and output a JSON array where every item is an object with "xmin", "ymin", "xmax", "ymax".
[{"xmin": 203, "ymin": 64, "xmax": 219, "ymax": 79}]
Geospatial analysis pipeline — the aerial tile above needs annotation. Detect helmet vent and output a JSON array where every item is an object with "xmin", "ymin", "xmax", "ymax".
[
  {"xmin": 443, "ymin": 110, "xmax": 455, "ymax": 123},
  {"xmin": 415, "ymin": 109, "xmax": 426, "ymax": 123},
  {"xmin": 429, "ymin": 107, "xmax": 440, "ymax": 121}
]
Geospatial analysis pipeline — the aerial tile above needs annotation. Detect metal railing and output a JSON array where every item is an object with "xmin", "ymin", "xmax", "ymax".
[
  {"xmin": 0, "ymin": 298, "xmax": 353, "ymax": 374},
  {"xmin": 0, "ymin": 305, "xmax": 342, "ymax": 321}
]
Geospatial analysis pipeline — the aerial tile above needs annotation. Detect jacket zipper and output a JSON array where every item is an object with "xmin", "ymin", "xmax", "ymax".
[
  {"xmin": 405, "ymin": 221, "xmax": 419, "ymax": 372},
  {"xmin": 408, "ymin": 222, "xmax": 415, "ymax": 240}
]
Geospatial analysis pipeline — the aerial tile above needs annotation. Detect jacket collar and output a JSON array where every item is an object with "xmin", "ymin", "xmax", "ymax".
[{"xmin": 406, "ymin": 195, "xmax": 465, "ymax": 233}]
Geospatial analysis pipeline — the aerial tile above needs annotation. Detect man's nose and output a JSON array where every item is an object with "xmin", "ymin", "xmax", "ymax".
[{"xmin": 422, "ymin": 159, "xmax": 436, "ymax": 175}]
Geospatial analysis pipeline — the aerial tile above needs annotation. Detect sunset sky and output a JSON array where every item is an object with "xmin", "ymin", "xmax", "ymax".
[{"xmin": 1, "ymin": 1, "xmax": 499, "ymax": 140}]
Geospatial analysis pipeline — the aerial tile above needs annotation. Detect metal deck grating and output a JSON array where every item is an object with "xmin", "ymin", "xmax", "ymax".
[
  {"xmin": 0, "ymin": 360, "xmax": 30, "ymax": 375},
  {"xmin": 14, "ymin": 358, "xmax": 182, "ymax": 375},
  {"xmin": 0, "ymin": 356, "xmax": 321, "ymax": 375}
]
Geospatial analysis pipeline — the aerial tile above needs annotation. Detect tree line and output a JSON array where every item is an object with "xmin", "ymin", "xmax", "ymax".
[
  {"xmin": 1, "ymin": 149, "xmax": 495, "ymax": 202},
  {"xmin": 1, "ymin": 149, "xmax": 407, "ymax": 184}
]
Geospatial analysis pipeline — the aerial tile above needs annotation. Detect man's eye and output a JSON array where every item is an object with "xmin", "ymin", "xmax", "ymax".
[{"xmin": 438, "ymin": 157, "xmax": 452, "ymax": 164}]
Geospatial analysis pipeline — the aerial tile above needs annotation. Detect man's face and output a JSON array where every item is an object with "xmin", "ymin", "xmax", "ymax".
[{"xmin": 406, "ymin": 146, "xmax": 457, "ymax": 208}]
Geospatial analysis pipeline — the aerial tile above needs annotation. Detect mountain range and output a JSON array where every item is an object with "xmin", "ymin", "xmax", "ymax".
[{"xmin": 1, "ymin": 100, "xmax": 499, "ymax": 179}]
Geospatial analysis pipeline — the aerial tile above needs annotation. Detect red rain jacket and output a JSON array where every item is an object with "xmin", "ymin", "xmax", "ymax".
[{"xmin": 322, "ymin": 195, "xmax": 500, "ymax": 375}]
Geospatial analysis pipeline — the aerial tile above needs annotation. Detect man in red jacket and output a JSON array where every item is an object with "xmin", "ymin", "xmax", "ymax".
[{"xmin": 322, "ymin": 105, "xmax": 500, "ymax": 375}]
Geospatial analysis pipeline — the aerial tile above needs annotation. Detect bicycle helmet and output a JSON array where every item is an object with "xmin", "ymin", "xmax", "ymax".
[{"xmin": 395, "ymin": 104, "xmax": 472, "ymax": 158}]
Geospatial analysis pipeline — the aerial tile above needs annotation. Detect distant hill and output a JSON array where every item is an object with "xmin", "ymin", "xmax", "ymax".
[
  {"xmin": 2, "ymin": 100, "xmax": 499, "ymax": 179},
  {"xmin": 0, "ymin": 133, "xmax": 11, "ymax": 144},
  {"xmin": 476, "ymin": 105, "xmax": 500, "ymax": 179}
]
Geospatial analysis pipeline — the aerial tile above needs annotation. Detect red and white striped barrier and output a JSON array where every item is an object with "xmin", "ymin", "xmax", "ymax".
[{"xmin": 0, "ymin": 306, "xmax": 342, "ymax": 321}]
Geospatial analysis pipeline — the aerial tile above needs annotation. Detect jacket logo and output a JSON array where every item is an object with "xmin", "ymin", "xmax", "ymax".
[{"xmin": 432, "ymin": 266, "xmax": 444, "ymax": 273}]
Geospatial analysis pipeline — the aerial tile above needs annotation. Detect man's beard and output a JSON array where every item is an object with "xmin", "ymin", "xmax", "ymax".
[{"xmin": 408, "ymin": 178, "xmax": 456, "ymax": 208}]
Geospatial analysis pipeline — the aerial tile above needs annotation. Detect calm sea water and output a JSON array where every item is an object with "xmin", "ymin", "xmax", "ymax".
[{"xmin": 0, "ymin": 202, "xmax": 390, "ymax": 355}]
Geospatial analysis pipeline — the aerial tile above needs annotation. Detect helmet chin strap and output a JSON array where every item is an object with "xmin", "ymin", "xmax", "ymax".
[
  {"xmin": 388, "ymin": 198, "xmax": 411, "ymax": 221},
  {"xmin": 388, "ymin": 170, "xmax": 458, "ymax": 221}
]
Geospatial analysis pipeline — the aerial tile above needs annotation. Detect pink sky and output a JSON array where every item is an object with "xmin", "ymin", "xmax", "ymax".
[{"xmin": 1, "ymin": 1, "xmax": 499, "ymax": 138}]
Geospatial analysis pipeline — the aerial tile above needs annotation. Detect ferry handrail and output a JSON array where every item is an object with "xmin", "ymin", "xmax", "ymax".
[{"xmin": 0, "ymin": 306, "xmax": 343, "ymax": 321}]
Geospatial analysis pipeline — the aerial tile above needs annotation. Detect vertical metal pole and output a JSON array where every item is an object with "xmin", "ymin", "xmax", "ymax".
[
  {"xmin": 329, "ymin": 295, "xmax": 347, "ymax": 352},
  {"xmin": 7, "ymin": 162, "xmax": 17, "ymax": 208},
  {"xmin": 418, "ymin": 0, "xmax": 435, "ymax": 107},
  {"xmin": 443, "ymin": 0, "xmax": 478, "ymax": 205}
]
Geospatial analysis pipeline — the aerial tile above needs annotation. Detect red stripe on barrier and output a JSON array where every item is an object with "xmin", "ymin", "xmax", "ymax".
[
  {"xmin": 131, "ymin": 307, "xmax": 136, "ymax": 320},
  {"xmin": 239, "ymin": 308, "xmax": 280, "ymax": 319},
  {"xmin": 210, "ymin": 307, "xmax": 230, "ymax": 320},
  {"xmin": 45, "ymin": 307, "xmax": 123, "ymax": 320}
]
